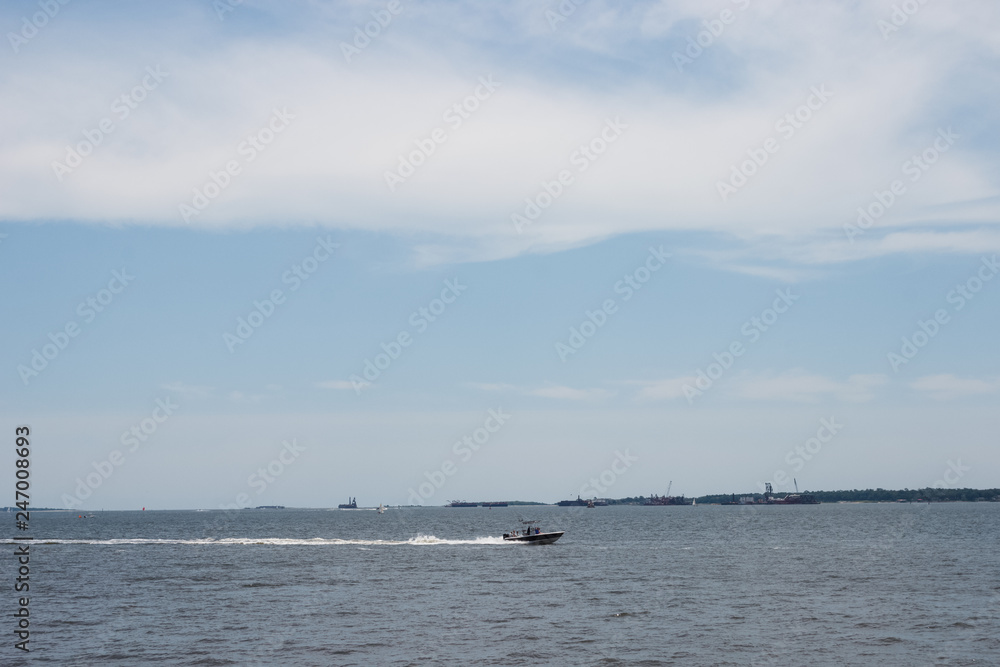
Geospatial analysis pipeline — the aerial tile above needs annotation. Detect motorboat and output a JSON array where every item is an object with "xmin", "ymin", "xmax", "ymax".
[{"xmin": 502, "ymin": 520, "xmax": 564, "ymax": 545}]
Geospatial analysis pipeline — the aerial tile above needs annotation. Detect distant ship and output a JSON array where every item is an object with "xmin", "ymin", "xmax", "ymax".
[
  {"xmin": 338, "ymin": 497, "xmax": 358, "ymax": 509},
  {"xmin": 448, "ymin": 500, "xmax": 477, "ymax": 508},
  {"xmin": 770, "ymin": 494, "xmax": 819, "ymax": 504},
  {"xmin": 482, "ymin": 502, "xmax": 508, "ymax": 508},
  {"xmin": 764, "ymin": 482, "xmax": 818, "ymax": 504},
  {"xmin": 644, "ymin": 481, "xmax": 692, "ymax": 506},
  {"xmin": 722, "ymin": 482, "xmax": 819, "ymax": 505},
  {"xmin": 644, "ymin": 494, "xmax": 692, "ymax": 506},
  {"xmin": 556, "ymin": 496, "xmax": 588, "ymax": 507}
]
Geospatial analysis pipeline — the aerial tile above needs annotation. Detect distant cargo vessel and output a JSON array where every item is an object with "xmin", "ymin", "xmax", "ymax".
[
  {"xmin": 556, "ymin": 496, "xmax": 607, "ymax": 507},
  {"xmin": 448, "ymin": 500, "xmax": 477, "ymax": 508},
  {"xmin": 643, "ymin": 481, "xmax": 692, "ymax": 506},
  {"xmin": 482, "ymin": 502, "xmax": 508, "ymax": 508},
  {"xmin": 644, "ymin": 494, "xmax": 692, "ymax": 506},
  {"xmin": 338, "ymin": 497, "xmax": 358, "ymax": 509},
  {"xmin": 721, "ymin": 482, "xmax": 819, "ymax": 505},
  {"xmin": 764, "ymin": 482, "xmax": 818, "ymax": 504}
]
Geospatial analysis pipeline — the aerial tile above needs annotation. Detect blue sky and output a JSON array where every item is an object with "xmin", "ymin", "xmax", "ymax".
[{"xmin": 1, "ymin": 0, "xmax": 998, "ymax": 509}]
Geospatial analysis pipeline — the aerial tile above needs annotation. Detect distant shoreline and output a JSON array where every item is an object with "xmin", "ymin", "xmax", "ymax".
[{"xmin": 7, "ymin": 487, "xmax": 999, "ymax": 512}]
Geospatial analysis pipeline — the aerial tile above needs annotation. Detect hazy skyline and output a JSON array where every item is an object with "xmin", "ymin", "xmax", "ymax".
[{"xmin": 2, "ymin": 0, "xmax": 998, "ymax": 509}]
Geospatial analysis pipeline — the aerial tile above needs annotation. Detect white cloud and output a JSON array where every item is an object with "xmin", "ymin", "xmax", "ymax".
[
  {"xmin": 2, "ymin": 0, "xmax": 997, "ymax": 266},
  {"xmin": 629, "ymin": 370, "xmax": 888, "ymax": 403},
  {"xmin": 910, "ymin": 374, "xmax": 1000, "ymax": 400},
  {"xmin": 526, "ymin": 385, "xmax": 615, "ymax": 401},
  {"xmin": 729, "ymin": 370, "xmax": 888, "ymax": 403},
  {"xmin": 316, "ymin": 380, "xmax": 360, "ymax": 391},
  {"xmin": 469, "ymin": 381, "xmax": 613, "ymax": 401},
  {"xmin": 161, "ymin": 381, "xmax": 215, "ymax": 399},
  {"xmin": 682, "ymin": 230, "xmax": 1000, "ymax": 280},
  {"xmin": 163, "ymin": 381, "xmax": 283, "ymax": 402},
  {"xmin": 228, "ymin": 390, "xmax": 266, "ymax": 404},
  {"xmin": 631, "ymin": 377, "xmax": 698, "ymax": 401},
  {"xmin": 465, "ymin": 382, "xmax": 519, "ymax": 393}
]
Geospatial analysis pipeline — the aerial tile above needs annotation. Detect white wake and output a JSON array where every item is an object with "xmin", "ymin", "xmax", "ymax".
[{"xmin": 2, "ymin": 535, "xmax": 508, "ymax": 546}]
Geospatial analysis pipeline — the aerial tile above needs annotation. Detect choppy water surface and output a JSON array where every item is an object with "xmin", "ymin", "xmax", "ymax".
[{"xmin": 3, "ymin": 503, "xmax": 998, "ymax": 665}]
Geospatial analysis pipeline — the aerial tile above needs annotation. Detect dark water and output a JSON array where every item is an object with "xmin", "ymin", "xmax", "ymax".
[{"xmin": 3, "ymin": 503, "xmax": 999, "ymax": 665}]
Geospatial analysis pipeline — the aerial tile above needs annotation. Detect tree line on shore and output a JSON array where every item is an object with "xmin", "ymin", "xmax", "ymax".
[{"xmin": 596, "ymin": 488, "xmax": 1000, "ymax": 504}]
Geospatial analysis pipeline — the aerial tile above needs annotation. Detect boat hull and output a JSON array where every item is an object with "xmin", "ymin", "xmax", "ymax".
[{"xmin": 503, "ymin": 531, "xmax": 564, "ymax": 545}]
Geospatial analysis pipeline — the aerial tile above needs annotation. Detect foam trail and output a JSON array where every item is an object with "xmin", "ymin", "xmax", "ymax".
[{"xmin": 0, "ymin": 535, "xmax": 508, "ymax": 546}]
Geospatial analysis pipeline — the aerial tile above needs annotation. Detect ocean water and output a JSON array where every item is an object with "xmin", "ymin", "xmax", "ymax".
[{"xmin": 3, "ymin": 503, "xmax": 999, "ymax": 665}]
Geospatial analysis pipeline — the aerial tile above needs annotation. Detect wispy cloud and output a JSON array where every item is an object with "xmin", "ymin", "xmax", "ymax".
[
  {"xmin": 910, "ymin": 374, "xmax": 1000, "ymax": 400},
  {"xmin": 526, "ymin": 385, "xmax": 615, "ymax": 401},
  {"xmin": 729, "ymin": 370, "xmax": 888, "ymax": 403},
  {"xmin": 630, "ymin": 376, "xmax": 698, "ymax": 401},
  {"xmin": 2, "ymin": 0, "xmax": 996, "ymax": 269},
  {"xmin": 228, "ymin": 390, "xmax": 266, "ymax": 404},
  {"xmin": 161, "ymin": 381, "xmax": 215, "ymax": 399},
  {"xmin": 469, "ymin": 382, "xmax": 613, "ymax": 401},
  {"xmin": 629, "ymin": 370, "xmax": 888, "ymax": 403},
  {"xmin": 316, "ymin": 380, "xmax": 360, "ymax": 391},
  {"xmin": 163, "ymin": 381, "xmax": 282, "ymax": 403},
  {"xmin": 466, "ymin": 382, "xmax": 519, "ymax": 393}
]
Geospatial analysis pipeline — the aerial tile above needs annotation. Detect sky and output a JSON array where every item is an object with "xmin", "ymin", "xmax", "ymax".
[{"xmin": 1, "ymin": 0, "xmax": 998, "ymax": 510}]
